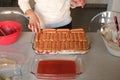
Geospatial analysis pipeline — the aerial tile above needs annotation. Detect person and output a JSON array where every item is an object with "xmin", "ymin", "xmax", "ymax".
[{"xmin": 18, "ymin": 0, "xmax": 85, "ymax": 32}]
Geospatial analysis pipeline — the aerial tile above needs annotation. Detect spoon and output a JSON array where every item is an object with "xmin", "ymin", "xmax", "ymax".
[
  {"xmin": 114, "ymin": 16, "xmax": 120, "ymax": 47},
  {"xmin": 0, "ymin": 29, "xmax": 6, "ymax": 36}
]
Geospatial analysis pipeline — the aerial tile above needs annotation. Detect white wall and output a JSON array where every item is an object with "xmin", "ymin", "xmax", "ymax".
[
  {"xmin": 86, "ymin": 0, "xmax": 108, "ymax": 4},
  {"xmin": 107, "ymin": 0, "xmax": 120, "ymax": 12}
]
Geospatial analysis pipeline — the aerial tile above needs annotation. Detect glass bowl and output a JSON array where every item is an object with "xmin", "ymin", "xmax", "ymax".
[
  {"xmin": 0, "ymin": 10, "xmax": 29, "ymax": 31},
  {"xmin": 0, "ymin": 51, "xmax": 26, "ymax": 80},
  {"xmin": 91, "ymin": 11, "xmax": 120, "ymax": 57},
  {"xmin": 30, "ymin": 54, "xmax": 83, "ymax": 80},
  {"xmin": 90, "ymin": 11, "xmax": 120, "ymax": 32}
]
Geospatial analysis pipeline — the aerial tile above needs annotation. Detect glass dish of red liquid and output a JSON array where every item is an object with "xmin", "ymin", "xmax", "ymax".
[{"xmin": 30, "ymin": 54, "xmax": 83, "ymax": 80}]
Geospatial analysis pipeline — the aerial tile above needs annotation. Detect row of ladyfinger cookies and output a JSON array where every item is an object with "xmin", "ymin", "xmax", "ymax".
[
  {"xmin": 38, "ymin": 28, "xmax": 85, "ymax": 33},
  {"xmin": 35, "ymin": 28, "xmax": 87, "ymax": 42},
  {"xmin": 35, "ymin": 40, "xmax": 88, "ymax": 52}
]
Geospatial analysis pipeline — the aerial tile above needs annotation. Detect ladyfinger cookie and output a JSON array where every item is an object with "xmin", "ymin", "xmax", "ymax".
[
  {"xmin": 57, "ymin": 29, "xmax": 69, "ymax": 41},
  {"xmin": 42, "ymin": 29, "xmax": 56, "ymax": 33},
  {"xmin": 70, "ymin": 28, "xmax": 84, "ymax": 33},
  {"xmin": 35, "ymin": 33, "xmax": 39, "ymax": 42},
  {"xmin": 56, "ymin": 29, "xmax": 70, "ymax": 32}
]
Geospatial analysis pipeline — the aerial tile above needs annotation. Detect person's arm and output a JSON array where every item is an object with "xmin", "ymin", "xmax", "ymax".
[
  {"xmin": 18, "ymin": 0, "xmax": 41, "ymax": 32},
  {"xmin": 18, "ymin": 0, "xmax": 31, "ymax": 13},
  {"xmin": 71, "ymin": 0, "xmax": 85, "ymax": 8}
]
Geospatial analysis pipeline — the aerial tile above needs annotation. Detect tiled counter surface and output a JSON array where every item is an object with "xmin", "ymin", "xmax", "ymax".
[{"xmin": 0, "ymin": 32, "xmax": 120, "ymax": 80}]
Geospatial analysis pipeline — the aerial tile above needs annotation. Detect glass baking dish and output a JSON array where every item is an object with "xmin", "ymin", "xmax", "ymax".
[
  {"xmin": 32, "ymin": 28, "xmax": 89, "ymax": 55},
  {"xmin": 30, "ymin": 54, "xmax": 83, "ymax": 80}
]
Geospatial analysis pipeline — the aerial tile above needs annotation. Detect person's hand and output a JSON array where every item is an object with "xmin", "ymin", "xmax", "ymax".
[
  {"xmin": 25, "ymin": 9, "xmax": 41, "ymax": 32},
  {"xmin": 71, "ymin": 0, "xmax": 85, "ymax": 8}
]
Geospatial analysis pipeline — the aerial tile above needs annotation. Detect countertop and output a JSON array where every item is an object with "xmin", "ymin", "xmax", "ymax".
[{"xmin": 0, "ymin": 32, "xmax": 120, "ymax": 80}]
